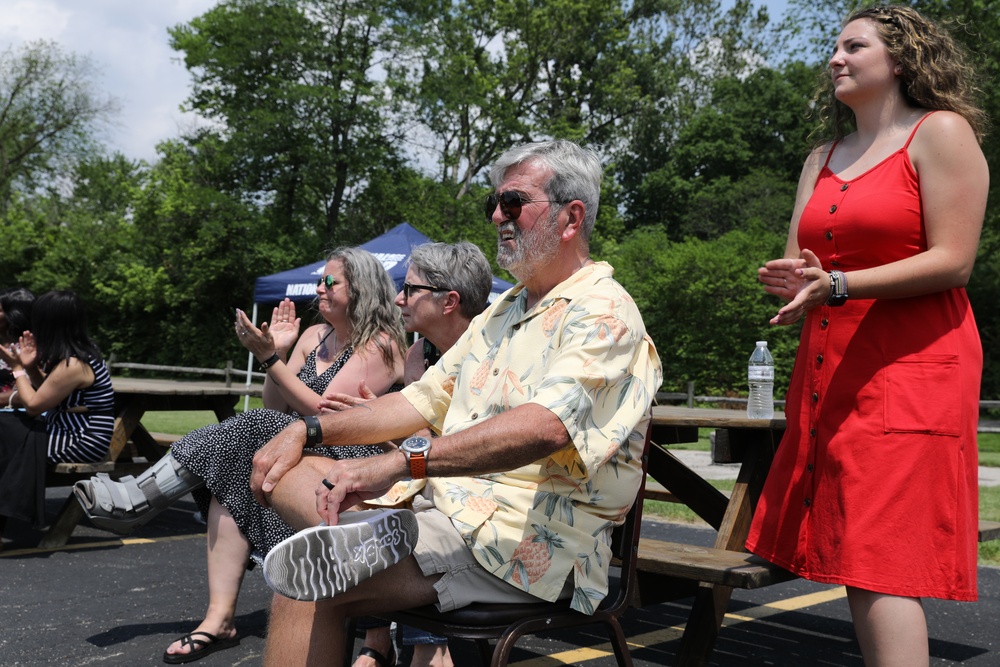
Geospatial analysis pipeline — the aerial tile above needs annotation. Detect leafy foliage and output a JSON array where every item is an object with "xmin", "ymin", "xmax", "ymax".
[
  {"xmin": 0, "ymin": 41, "xmax": 118, "ymax": 209},
  {"xmin": 605, "ymin": 227, "xmax": 799, "ymax": 397}
]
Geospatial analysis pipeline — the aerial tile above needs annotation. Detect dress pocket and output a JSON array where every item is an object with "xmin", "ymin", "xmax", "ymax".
[{"xmin": 883, "ymin": 354, "xmax": 961, "ymax": 436}]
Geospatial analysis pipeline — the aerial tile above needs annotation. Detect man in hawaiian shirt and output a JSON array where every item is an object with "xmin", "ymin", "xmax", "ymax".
[{"xmin": 250, "ymin": 139, "xmax": 662, "ymax": 666}]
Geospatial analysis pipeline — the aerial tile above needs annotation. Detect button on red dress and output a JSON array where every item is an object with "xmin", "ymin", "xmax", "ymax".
[{"xmin": 746, "ymin": 113, "xmax": 981, "ymax": 601}]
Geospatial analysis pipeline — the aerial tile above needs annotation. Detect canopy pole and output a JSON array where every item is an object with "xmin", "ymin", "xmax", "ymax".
[{"xmin": 244, "ymin": 303, "xmax": 258, "ymax": 412}]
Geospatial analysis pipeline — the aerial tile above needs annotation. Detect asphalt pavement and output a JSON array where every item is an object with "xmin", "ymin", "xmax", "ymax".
[{"xmin": 1, "ymin": 478, "xmax": 998, "ymax": 666}]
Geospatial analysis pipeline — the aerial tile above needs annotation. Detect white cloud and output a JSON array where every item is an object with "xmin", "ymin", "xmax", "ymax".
[{"xmin": 0, "ymin": 0, "xmax": 217, "ymax": 163}]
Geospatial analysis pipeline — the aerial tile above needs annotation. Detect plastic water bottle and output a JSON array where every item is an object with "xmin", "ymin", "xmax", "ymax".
[{"xmin": 747, "ymin": 341, "xmax": 775, "ymax": 419}]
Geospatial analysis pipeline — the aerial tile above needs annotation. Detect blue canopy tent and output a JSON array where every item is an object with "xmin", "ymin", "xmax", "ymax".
[
  {"xmin": 252, "ymin": 222, "xmax": 512, "ymax": 303},
  {"xmin": 244, "ymin": 222, "xmax": 512, "ymax": 401}
]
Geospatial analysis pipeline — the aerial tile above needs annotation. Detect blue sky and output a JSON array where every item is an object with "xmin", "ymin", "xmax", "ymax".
[{"xmin": 1, "ymin": 0, "xmax": 791, "ymax": 164}]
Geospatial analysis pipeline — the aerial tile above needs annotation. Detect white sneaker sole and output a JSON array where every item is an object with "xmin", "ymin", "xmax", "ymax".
[{"xmin": 263, "ymin": 509, "xmax": 419, "ymax": 601}]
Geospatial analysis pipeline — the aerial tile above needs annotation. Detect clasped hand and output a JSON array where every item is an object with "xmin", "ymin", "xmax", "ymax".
[{"xmin": 759, "ymin": 249, "xmax": 832, "ymax": 325}]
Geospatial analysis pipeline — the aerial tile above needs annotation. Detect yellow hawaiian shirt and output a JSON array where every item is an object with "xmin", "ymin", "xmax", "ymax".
[{"xmin": 398, "ymin": 261, "xmax": 661, "ymax": 614}]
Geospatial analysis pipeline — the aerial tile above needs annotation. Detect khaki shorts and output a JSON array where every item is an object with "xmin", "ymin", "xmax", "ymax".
[{"xmin": 410, "ymin": 489, "xmax": 572, "ymax": 612}]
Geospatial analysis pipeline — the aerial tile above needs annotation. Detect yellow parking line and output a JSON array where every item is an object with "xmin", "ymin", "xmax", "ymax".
[
  {"xmin": 511, "ymin": 587, "xmax": 847, "ymax": 666},
  {"xmin": 0, "ymin": 532, "xmax": 203, "ymax": 558}
]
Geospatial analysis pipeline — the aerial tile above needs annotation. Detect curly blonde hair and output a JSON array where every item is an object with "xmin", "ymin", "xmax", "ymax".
[{"xmin": 814, "ymin": 4, "xmax": 988, "ymax": 144}]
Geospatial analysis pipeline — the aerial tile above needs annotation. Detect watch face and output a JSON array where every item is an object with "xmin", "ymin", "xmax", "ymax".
[{"xmin": 403, "ymin": 436, "xmax": 431, "ymax": 454}]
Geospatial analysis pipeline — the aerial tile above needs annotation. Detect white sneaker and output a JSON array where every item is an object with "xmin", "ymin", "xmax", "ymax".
[{"xmin": 263, "ymin": 508, "xmax": 419, "ymax": 601}]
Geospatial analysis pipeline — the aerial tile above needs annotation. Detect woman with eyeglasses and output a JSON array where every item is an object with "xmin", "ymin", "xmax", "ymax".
[
  {"xmin": 746, "ymin": 6, "xmax": 988, "ymax": 665},
  {"xmin": 316, "ymin": 241, "xmax": 493, "ymax": 667},
  {"xmin": 74, "ymin": 246, "xmax": 406, "ymax": 664},
  {"xmin": 0, "ymin": 290, "xmax": 110, "ymax": 548}
]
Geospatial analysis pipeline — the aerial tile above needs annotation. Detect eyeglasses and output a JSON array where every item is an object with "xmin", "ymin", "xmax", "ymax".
[
  {"xmin": 485, "ymin": 191, "xmax": 569, "ymax": 222},
  {"xmin": 402, "ymin": 282, "xmax": 449, "ymax": 300},
  {"xmin": 317, "ymin": 275, "xmax": 340, "ymax": 289}
]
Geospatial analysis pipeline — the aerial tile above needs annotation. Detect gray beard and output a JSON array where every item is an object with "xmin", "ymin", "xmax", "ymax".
[{"xmin": 496, "ymin": 213, "xmax": 561, "ymax": 280}]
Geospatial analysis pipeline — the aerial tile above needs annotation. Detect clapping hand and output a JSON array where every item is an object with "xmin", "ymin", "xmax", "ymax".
[
  {"xmin": 0, "ymin": 331, "xmax": 34, "ymax": 368},
  {"xmin": 761, "ymin": 249, "xmax": 826, "ymax": 325},
  {"xmin": 17, "ymin": 332, "xmax": 36, "ymax": 368},
  {"xmin": 266, "ymin": 299, "xmax": 301, "ymax": 353},
  {"xmin": 0, "ymin": 342, "xmax": 17, "ymax": 367}
]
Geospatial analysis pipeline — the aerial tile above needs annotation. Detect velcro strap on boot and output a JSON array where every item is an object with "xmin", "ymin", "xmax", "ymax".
[
  {"xmin": 96, "ymin": 473, "xmax": 149, "ymax": 515},
  {"xmin": 138, "ymin": 474, "xmax": 170, "ymax": 510}
]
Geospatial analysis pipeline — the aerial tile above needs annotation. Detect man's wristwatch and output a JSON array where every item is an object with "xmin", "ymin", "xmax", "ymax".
[{"xmin": 400, "ymin": 436, "xmax": 431, "ymax": 479}]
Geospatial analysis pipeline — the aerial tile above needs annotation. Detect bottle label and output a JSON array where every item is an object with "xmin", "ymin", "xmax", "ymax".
[{"xmin": 748, "ymin": 367, "xmax": 774, "ymax": 382}]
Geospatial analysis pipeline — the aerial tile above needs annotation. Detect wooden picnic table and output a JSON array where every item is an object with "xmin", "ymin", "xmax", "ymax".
[
  {"xmin": 640, "ymin": 405, "xmax": 789, "ymax": 667},
  {"xmin": 39, "ymin": 378, "xmax": 264, "ymax": 548}
]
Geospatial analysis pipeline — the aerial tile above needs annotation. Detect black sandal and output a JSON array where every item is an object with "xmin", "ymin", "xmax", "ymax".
[
  {"xmin": 162, "ymin": 631, "xmax": 240, "ymax": 664},
  {"xmin": 356, "ymin": 644, "xmax": 396, "ymax": 667}
]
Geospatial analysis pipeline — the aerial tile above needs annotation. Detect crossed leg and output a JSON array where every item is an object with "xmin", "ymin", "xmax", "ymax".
[{"xmin": 262, "ymin": 455, "xmax": 443, "ymax": 667}]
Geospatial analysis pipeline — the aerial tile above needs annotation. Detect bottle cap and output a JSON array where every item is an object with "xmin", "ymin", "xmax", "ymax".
[{"xmin": 756, "ymin": 341, "xmax": 767, "ymax": 346}]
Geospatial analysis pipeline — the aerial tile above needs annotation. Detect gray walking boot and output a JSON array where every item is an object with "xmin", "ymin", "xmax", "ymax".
[{"xmin": 73, "ymin": 453, "xmax": 204, "ymax": 534}]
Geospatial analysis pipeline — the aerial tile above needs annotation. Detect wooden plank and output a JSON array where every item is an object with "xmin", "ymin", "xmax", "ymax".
[
  {"xmin": 651, "ymin": 405, "xmax": 785, "ymax": 431},
  {"xmin": 643, "ymin": 479, "xmax": 680, "ymax": 504},
  {"xmin": 980, "ymin": 520, "xmax": 1000, "ymax": 542},
  {"xmin": 647, "ymin": 445, "xmax": 727, "ymax": 529},
  {"xmin": 636, "ymin": 539, "xmax": 796, "ymax": 589},
  {"xmin": 147, "ymin": 431, "xmax": 182, "ymax": 447},
  {"xmin": 51, "ymin": 462, "xmax": 115, "ymax": 475}
]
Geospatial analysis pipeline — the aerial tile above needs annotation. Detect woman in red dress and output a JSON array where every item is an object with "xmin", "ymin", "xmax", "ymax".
[{"xmin": 746, "ymin": 6, "xmax": 989, "ymax": 665}]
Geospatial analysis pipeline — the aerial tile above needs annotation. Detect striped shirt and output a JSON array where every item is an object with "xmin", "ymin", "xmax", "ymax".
[{"xmin": 46, "ymin": 356, "xmax": 115, "ymax": 463}]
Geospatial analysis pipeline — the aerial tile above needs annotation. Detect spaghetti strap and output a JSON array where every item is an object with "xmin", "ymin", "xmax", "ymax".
[
  {"xmin": 822, "ymin": 141, "xmax": 839, "ymax": 169},
  {"xmin": 903, "ymin": 111, "xmax": 938, "ymax": 149},
  {"xmin": 313, "ymin": 328, "xmax": 334, "ymax": 354}
]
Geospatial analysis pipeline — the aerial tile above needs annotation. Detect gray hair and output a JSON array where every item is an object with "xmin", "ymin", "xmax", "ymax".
[
  {"xmin": 409, "ymin": 242, "xmax": 492, "ymax": 320},
  {"xmin": 326, "ymin": 246, "xmax": 406, "ymax": 368},
  {"xmin": 488, "ymin": 139, "xmax": 603, "ymax": 241}
]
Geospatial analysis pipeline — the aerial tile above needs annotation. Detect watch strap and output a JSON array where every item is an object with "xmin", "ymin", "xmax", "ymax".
[
  {"xmin": 300, "ymin": 415, "xmax": 323, "ymax": 447},
  {"xmin": 409, "ymin": 452, "xmax": 427, "ymax": 479},
  {"xmin": 259, "ymin": 353, "xmax": 281, "ymax": 370},
  {"xmin": 826, "ymin": 270, "xmax": 848, "ymax": 307}
]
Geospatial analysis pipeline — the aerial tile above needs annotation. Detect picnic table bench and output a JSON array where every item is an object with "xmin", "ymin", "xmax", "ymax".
[{"xmin": 39, "ymin": 378, "xmax": 263, "ymax": 548}]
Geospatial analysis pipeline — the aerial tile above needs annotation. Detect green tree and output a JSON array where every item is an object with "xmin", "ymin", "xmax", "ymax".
[
  {"xmin": 619, "ymin": 60, "xmax": 816, "ymax": 240},
  {"xmin": 169, "ymin": 0, "xmax": 406, "ymax": 248},
  {"xmin": 608, "ymin": 227, "xmax": 798, "ymax": 396},
  {"xmin": 0, "ymin": 40, "xmax": 118, "ymax": 210},
  {"xmin": 105, "ymin": 138, "xmax": 279, "ymax": 368}
]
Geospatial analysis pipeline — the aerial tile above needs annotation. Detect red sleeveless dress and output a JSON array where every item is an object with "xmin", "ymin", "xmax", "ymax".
[{"xmin": 746, "ymin": 113, "xmax": 981, "ymax": 600}]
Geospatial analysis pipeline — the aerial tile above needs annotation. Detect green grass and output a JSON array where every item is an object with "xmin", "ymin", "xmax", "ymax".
[
  {"xmin": 140, "ymin": 396, "xmax": 265, "ymax": 435},
  {"xmin": 979, "ymin": 432, "xmax": 1000, "ymax": 467}
]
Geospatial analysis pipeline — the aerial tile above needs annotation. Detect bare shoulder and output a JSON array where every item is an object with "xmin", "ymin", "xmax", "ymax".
[
  {"xmin": 912, "ymin": 111, "xmax": 978, "ymax": 151},
  {"xmin": 356, "ymin": 331, "xmax": 404, "ymax": 358},
  {"xmin": 51, "ymin": 357, "xmax": 95, "ymax": 386},
  {"xmin": 300, "ymin": 323, "xmax": 329, "ymax": 341}
]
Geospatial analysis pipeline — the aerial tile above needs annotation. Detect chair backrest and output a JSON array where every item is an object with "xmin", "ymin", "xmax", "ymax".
[{"xmin": 600, "ymin": 422, "xmax": 650, "ymax": 614}]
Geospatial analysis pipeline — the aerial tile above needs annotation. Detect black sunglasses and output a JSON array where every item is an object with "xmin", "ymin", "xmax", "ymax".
[
  {"xmin": 402, "ymin": 282, "xmax": 449, "ymax": 300},
  {"xmin": 485, "ymin": 191, "xmax": 569, "ymax": 222},
  {"xmin": 317, "ymin": 275, "xmax": 340, "ymax": 289}
]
